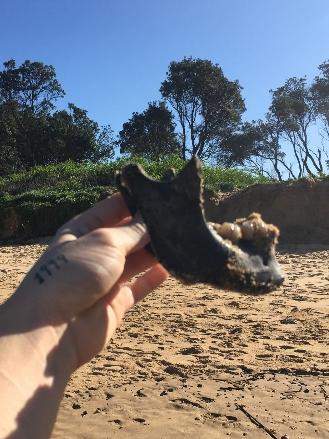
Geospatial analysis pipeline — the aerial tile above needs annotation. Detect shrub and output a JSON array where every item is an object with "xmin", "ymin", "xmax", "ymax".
[
  {"xmin": 0, "ymin": 156, "xmax": 270, "ymax": 239},
  {"xmin": 0, "ymin": 156, "xmax": 268, "ymax": 195},
  {"xmin": 0, "ymin": 186, "xmax": 112, "ymax": 239}
]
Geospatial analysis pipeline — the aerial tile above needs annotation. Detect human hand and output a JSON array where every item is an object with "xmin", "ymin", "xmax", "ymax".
[
  {"xmin": 11, "ymin": 193, "xmax": 168, "ymax": 370},
  {"xmin": 0, "ymin": 193, "xmax": 167, "ymax": 438}
]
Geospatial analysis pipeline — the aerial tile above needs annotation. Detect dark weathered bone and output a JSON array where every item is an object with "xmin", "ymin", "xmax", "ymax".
[{"xmin": 116, "ymin": 157, "xmax": 284, "ymax": 294}]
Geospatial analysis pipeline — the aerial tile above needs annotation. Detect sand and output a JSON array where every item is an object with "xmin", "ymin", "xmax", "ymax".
[
  {"xmin": 205, "ymin": 179, "xmax": 329, "ymax": 245},
  {"xmin": 0, "ymin": 242, "xmax": 329, "ymax": 438}
]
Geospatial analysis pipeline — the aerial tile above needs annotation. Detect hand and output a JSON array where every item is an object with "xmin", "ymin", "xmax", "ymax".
[
  {"xmin": 17, "ymin": 192, "xmax": 168, "ymax": 368},
  {"xmin": 0, "ymin": 193, "xmax": 168, "ymax": 438}
]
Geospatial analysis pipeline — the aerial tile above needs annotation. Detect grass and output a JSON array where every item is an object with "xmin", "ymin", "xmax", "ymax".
[
  {"xmin": 0, "ymin": 156, "xmax": 268, "ymax": 196},
  {"xmin": 0, "ymin": 156, "xmax": 269, "ymax": 239}
]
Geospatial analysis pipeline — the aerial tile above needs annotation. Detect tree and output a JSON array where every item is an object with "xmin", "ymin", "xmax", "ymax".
[
  {"xmin": 160, "ymin": 57, "xmax": 245, "ymax": 160},
  {"xmin": 48, "ymin": 104, "xmax": 115, "ymax": 163},
  {"xmin": 0, "ymin": 102, "xmax": 114, "ymax": 174},
  {"xmin": 218, "ymin": 116, "xmax": 302, "ymax": 181},
  {"xmin": 0, "ymin": 59, "xmax": 114, "ymax": 174},
  {"xmin": 118, "ymin": 101, "xmax": 179, "ymax": 160},
  {"xmin": 0, "ymin": 59, "xmax": 65, "ymax": 114},
  {"xmin": 218, "ymin": 122, "xmax": 262, "ymax": 166},
  {"xmin": 228, "ymin": 75, "xmax": 329, "ymax": 180},
  {"xmin": 311, "ymin": 60, "xmax": 329, "ymax": 139},
  {"xmin": 0, "ymin": 102, "xmax": 23, "ymax": 174},
  {"xmin": 253, "ymin": 117, "xmax": 293, "ymax": 180},
  {"xmin": 269, "ymin": 77, "xmax": 323, "ymax": 178}
]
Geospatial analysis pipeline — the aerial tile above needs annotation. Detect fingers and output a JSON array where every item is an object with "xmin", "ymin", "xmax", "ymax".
[
  {"xmin": 129, "ymin": 263, "xmax": 168, "ymax": 304},
  {"xmin": 52, "ymin": 193, "xmax": 149, "ymax": 258},
  {"xmin": 113, "ymin": 264, "xmax": 168, "ymax": 314},
  {"xmin": 53, "ymin": 193, "xmax": 131, "ymax": 246},
  {"xmin": 119, "ymin": 249, "xmax": 156, "ymax": 283},
  {"xmin": 71, "ymin": 263, "xmax": 168, "ymax": 367},
  {"xmin": 99, "ymin": 218, "xmax": 150, "ymax": 256}
]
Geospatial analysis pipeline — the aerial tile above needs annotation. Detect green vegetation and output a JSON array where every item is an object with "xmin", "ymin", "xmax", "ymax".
[
  {"xmin": 0, "ymin": 157, "xmax": 268, "ymax": 239},
  {"xmin": 1, "ymin": 56, "xmax": 328, "ymax": 240},
  {"xmin": 0, "ymin": 186, "xmax": 110, "ymax": 240},
  {"xmin": 0, "ymin": 60, "xmax": 114, "ymax": 176},
  {"xmin": 1, "ymin": 57, "xmax": 329, "ymax": 181},
  {"xmin": 0, "ymin": 156, "xmax": 268, "ymax": 196}
]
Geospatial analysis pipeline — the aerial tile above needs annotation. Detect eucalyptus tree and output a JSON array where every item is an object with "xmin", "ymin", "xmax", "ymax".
[
  {"xmin": 269, "ymin": 77, "xmax": 323, "ymax": 177},
  {"xmin": 160, "ymin": 57, "xmax": 245, "ymax": 160}
]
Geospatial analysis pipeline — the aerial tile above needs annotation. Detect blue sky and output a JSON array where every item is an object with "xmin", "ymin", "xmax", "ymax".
[{"xmin": 1, "ymin": 0, "xmax": 329, "ymax": 134}]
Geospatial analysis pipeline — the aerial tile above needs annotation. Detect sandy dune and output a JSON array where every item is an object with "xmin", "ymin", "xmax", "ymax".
[{"xmin": 0, "ymin": 242, "xmax": 329, "ymax": 438}]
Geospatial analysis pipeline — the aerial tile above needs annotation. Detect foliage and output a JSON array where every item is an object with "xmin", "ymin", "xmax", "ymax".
[
  {"xmin": 202, "ymin": 165, "xmax": 268, "ymax": 192},
  {"xmin": 0, "ymin": 157, "xmax": 269, "ymax": 239},
  {"xmin": 0, "ymin": 160, "xmax": 117, "ymax": 195},
  {"xmin": 0, "ymin": 59, "xmax": 65, "ymax": 114},
  {"xmin": 0, "ymin": 60, "xmax": 114, "ymax": 175},
  {"xmin": 220, "ymin": 65, "xmax": 329, "ymax": 180},
  {"xmin": 160, "ymin": 57, "xmax": 245, "ymax": 160},
  {"xmin": 311, "ymin": 60, "xmax": 329, "ymax": 139},
  {"xmin": 266, "ymin": 77, "xmax": 323, "ymax": 178},
  {"xmin": 3, "ymin": 55, "xmax": 328, "ymax": 184},
  {"xmin": 0, "ymin": 156, "xmax": 268, "ymax": 196},
  {"xmin": 0, "ymin": 186, "xmax": 108, "ymax": 208},
  {"xmin": 0, "ymin": 186, "xmax": 111, "ymax": 240},
  {"xmin": 219, "ymin": 120, "xmax": 290, "ymax": 181},
  {"xmin": 118, "ymin": 101, "xmax": 180, "ymax": 159},
  {"xmin": 217, "ymin": 122, "xmax": 263, "ymax": 167}
]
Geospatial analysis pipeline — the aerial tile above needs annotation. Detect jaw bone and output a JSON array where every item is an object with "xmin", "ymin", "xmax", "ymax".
[{"xmin": 116, "ymin": 157, "xmax": 284, "ymax": 294}]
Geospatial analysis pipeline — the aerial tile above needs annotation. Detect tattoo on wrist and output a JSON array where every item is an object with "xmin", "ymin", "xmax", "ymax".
[{"xmin": 34, "ymin": 254, "xmax": 68, "ymax": 284}]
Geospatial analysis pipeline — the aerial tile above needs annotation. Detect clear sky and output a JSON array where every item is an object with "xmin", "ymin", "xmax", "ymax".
[{"xmin": 1, "ymin": 0, "xmax": 329, "ymax": 134}]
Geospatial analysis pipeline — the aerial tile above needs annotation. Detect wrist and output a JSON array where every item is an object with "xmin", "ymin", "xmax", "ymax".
[
  {"xmin": 0, "ymin": 287, "xmax": 76, "ymax": 390},
  {"xmin": 0, "ymin": 289, "xmax": 77, "ymax": 437}
]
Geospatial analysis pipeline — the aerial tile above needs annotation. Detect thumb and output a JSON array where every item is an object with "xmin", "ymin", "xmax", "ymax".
[{"xmin": 107, "ymin": 215, "xmax": 150, "ymax": 256}]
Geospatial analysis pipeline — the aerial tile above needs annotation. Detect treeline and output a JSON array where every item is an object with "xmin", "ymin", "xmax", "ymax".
[
  {"xmin": 1, "ymin": 57, "xmax": 329, "ymax": 180},
  {"xmin": 0, "ymin": 60, "xmax": 114, "ymax": 175}
]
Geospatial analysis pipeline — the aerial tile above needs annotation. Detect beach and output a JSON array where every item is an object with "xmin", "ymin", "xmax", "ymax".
[{"xmin": 0, "ymin": 241, "xmax": 328, "ymax": 438}]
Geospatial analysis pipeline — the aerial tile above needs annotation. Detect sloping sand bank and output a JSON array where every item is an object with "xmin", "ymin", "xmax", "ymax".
[
  {"xmin": 3, "ymin": 178, "xmax": 329, "ymax": 244},
  {"xmin": 205, "ymin": 179, "xmax": 329, "ymax": 244},
  {"xmin": 1, "ymin": 242, "xmax": 328, "ymax": 438}
]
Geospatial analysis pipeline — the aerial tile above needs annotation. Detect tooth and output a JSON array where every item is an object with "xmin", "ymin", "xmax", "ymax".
[
  {"xmin": 241, "ymin": 220, "xmax": 255, "ymax": 240},
  {"xmin": 214, "ymin": 222, "xmax": 242, "ymax": 244}
]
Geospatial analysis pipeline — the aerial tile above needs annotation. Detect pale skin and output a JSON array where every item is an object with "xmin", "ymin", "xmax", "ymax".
[{"xmin": 0, "ymin": 193, "xmax": 168, "ymax": 439}]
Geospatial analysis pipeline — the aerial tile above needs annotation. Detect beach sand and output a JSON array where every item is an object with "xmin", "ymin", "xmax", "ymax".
[{"xmin": 0, "ymin": 242, "xmax": 328, "ymax": 438}]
